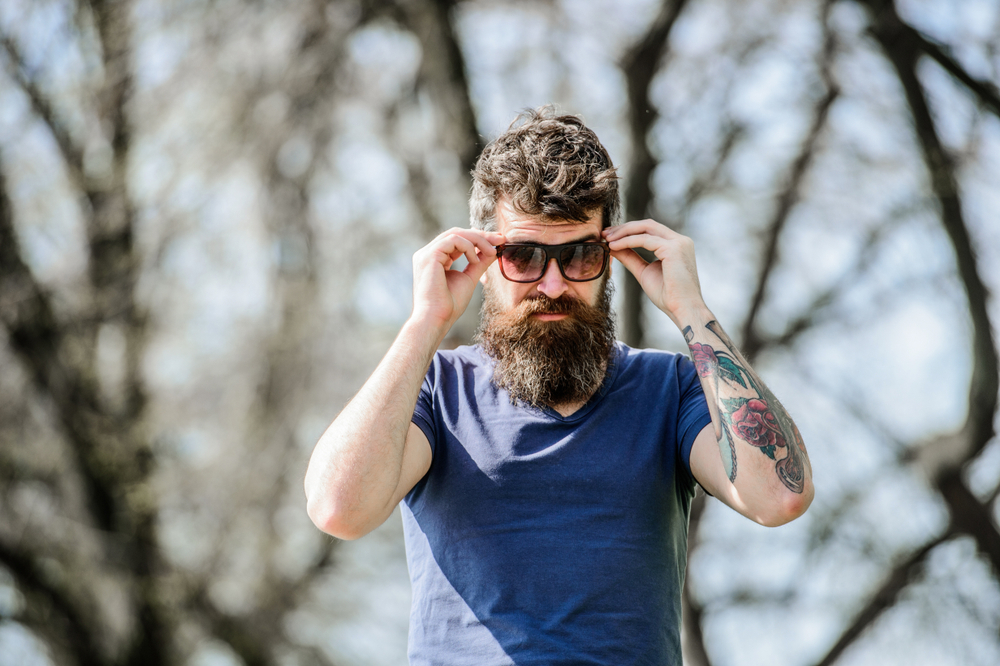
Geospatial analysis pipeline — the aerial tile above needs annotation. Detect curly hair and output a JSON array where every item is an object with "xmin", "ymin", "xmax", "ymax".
[{"xmin": 469, "ymin": 107, "xmax": 620, "ymax": 231}]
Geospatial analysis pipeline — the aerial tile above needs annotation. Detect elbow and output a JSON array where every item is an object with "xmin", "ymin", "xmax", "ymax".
[
  {"xmin": 305, "ymin": 489, "xmax": 373, "ymax": 541},
  {"xmin": 758, "ymin": 482, "xmax": 814, "ymax": 528}
]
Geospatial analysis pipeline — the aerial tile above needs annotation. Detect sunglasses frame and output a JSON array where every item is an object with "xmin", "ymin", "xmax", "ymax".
[{"xmin": 493, "ymin": 240, "xmax": 611, "ymax": 283}]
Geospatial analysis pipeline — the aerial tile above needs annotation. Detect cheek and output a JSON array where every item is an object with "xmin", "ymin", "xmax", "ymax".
[
  {"xmin": 506, "ymin": 284, "xmax": 533, "ymax": 307},
  {"xmin": 483, "ymin": 272, "xmax": 522, "ymax": 309},
  {"xmin": 481, "ymin": 260, "xmax": 496, "ymax": 286},
  {"xmin": 571, "ymin": 282, "xmax": 602, "ymax": 306}
]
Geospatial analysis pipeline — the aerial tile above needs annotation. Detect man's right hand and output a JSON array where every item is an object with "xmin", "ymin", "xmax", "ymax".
[{"xmin": 410, "ymin": 227, "xmax": 505, "ymax": 331}]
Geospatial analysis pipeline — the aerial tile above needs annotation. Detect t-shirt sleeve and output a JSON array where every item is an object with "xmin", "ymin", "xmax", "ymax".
[
  {"xmin": 675, "ymin": 354, "xmax": 713, "ymax": 479},
  {"xmin": 411, "ymin": 359, "xmax": 438, "ymax": 456}
]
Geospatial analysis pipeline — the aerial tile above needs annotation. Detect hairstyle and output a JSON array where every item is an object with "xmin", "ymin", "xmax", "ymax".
[{"xmin": 469, "ymin": 107, "xmax": 620, "ymax": 231}]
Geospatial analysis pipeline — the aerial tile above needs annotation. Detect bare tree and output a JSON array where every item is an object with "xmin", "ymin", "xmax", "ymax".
[{"xmin": 2, "ymin": 0, "xmax": 998, "ymax": 665}]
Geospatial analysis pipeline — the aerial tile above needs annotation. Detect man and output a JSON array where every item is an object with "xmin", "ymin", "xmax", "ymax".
[{"xmin": 305, "ymin": 108, "xmax": 813, "ymax": 665}]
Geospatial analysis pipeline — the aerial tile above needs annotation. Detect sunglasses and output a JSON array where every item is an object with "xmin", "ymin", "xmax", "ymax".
[{"xmin": 494, "ymin": 240, "xmax": 610, "ymax": 283}]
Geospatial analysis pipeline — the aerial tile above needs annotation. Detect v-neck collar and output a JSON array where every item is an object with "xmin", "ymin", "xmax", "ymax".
[{"xmin": 476, "ymin": 343, "xmax": 625, "ymax": 424}]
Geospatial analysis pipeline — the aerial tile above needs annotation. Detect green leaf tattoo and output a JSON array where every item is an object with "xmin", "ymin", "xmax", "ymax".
[
  {"xmin": 717, "ymin": 356, "xmax": 747, "ymax": 388},
  {"xmin": 722, "ymin": 397, "xmax": 749, "ymax": 412}
]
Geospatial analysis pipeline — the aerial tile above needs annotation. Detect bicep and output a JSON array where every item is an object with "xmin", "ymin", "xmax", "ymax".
[{"xmin": 390, "ymin": 422, "xmax": 433, "ymax": 506}]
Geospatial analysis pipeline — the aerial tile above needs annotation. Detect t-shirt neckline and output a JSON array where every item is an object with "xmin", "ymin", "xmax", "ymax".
[{"xmin": 475, "ymin": 342, "xmax": 625, "ymax": 423}]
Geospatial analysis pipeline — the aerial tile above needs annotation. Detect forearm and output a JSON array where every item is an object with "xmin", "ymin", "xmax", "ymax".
[
  {"xmin": 304, "ymin": 317, "xmax": 445, "ymax": 538},
  {"xmin": 680, "ymin": 306, "xmax": 813, "ymax": 524}
]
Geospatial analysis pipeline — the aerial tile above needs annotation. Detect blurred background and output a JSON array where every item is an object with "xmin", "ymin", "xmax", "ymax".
[{"xmin": 1, "ymin": 0, "xmax": 998, "ymax": 664}]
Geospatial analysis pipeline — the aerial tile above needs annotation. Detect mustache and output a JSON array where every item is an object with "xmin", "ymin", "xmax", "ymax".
[{"xmin": 516, "ymin": 295, "xmax": 585, "ymax": 316}]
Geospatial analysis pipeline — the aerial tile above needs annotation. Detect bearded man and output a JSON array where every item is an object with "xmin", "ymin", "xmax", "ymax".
[{"xmin": 305, "ymin": 108, "xmax": 814, "ymax": 665}]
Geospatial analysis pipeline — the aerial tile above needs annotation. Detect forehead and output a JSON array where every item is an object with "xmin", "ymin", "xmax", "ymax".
[{"xmin": 496, "ymin": 198, "xmax": 602, "ymax": 243}]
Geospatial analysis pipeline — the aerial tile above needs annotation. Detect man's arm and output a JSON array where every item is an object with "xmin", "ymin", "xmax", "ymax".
[
  {"xmin": 304, "ymin": 227, "xmax": 504, "ymax": 540},
  {"xmin": 604, "ymin": 220, "xmax": 813, "ymax": 526}
]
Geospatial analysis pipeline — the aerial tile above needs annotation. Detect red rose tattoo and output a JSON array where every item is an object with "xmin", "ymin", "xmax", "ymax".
[
  {"xmin": 689, "ymin": 343, "xmax": 718, "ymax": 378},
  {"xmin": 731, "ymin": 398, "xmax": 786, "ymax": 450}
]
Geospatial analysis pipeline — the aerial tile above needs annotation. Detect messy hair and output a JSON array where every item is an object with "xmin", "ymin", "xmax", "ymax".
[{"xmin": 469, "ymin": 106, "xmax": 620, "ymax": 231}]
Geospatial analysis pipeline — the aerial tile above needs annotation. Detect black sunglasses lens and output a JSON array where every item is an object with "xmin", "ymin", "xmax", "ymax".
[
  {"xmin": 502, "ymin": 246, "xmax": 546, "ymax": 281},
  {"xmin": 560, "ymin": 244, "xmax": 606, "ymax": 280}
]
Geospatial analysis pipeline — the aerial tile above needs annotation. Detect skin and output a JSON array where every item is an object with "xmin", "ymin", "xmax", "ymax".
[{"xmin": 304, "ymin": 203, "xmax": 813, "ymax": 540}]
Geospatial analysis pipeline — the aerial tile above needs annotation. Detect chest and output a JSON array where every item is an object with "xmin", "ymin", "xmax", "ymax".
[{"xmin": 417, "ymin": 402, "xmax": 682, "ymax": 528}]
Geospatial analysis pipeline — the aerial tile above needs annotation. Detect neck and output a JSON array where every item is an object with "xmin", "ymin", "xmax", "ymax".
[
  {"xmin": 550, "ymin": 399, "xmax": 588, "ymax": 418},
  {"xmin": 546, "ymin": 357, "xmax": 607, "ymax": 416}
]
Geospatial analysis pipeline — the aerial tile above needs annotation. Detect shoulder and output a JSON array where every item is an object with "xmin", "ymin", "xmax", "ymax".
[
  {"xmin": 422, "ymin": 345, "xmax": 493, "ymax": 393},
  {"xmin": 429, "ymin": 344, "xmax": 490, "ymax": 373},
  {"xmin": 615, "ymin": 342, "xmax": 693, "ymax": 372},
  {"xmin": 610, "ymin": 342, "xmax": 699, "ymax": 391}
]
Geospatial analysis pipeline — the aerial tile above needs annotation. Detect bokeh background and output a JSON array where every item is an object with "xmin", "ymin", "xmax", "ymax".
[{"xmin": 1, "ymin": 0, "xmax": 999, "ymax": 664}]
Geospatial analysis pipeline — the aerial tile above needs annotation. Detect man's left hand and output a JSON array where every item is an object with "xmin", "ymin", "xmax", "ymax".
[{"xmin": 603, "ymin": 220, "xmax": 708, "ymax": 327}]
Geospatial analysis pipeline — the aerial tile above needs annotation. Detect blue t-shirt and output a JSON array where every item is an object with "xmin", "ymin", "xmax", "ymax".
[{"xmin": 405, "ymin": 342, "xmax": 712, "ymax": 665}]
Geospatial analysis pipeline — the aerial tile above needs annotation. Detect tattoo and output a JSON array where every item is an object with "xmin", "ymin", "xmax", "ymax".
[
  {"xmin": 687, "ymin": 320, "xmax": 806, "ymax": 493},
  {"xmin": 682, "ymin": 325, "xmax": 694, "ymax": 343}
]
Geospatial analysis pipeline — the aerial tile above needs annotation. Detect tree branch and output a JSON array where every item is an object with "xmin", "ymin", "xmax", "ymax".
[
  {"xmin": 392, "ymin": 0, "xmax": 482, "ymax": 239},
  {"xmin": 865, "ymin": 0, "xmax": 1000, "ymax": 573},
  {"xmin": 808, "ymin": 5, "xmax": 1000, "ymax": 662},
  {"xmin": 619, "ymin": 0, "xmax": 690, "ymax": 347},
  {"xmin": 188, "ymin": 539, "xmax": 336, "ymax": 666},
  {"xmin": 740, "ymin": 9, "xmax": 840, "ymax": 356},
  {"xmin": 188, "ymin": 585, "xmax": 277, "ymax": 666},
  {"xmin": 812, "ymin": 533, "xmax": 953, "ymax": 666},
  {"xmin": 415, "ymin": 0, "xmax": 482, "ymax": 176},
  {"xmin": 0, "ymin": 35, "xmax": 87, "ymax": 187},
  {"xmin": 0, "ymin": 150, "xmax": 123, "ymax": 536},
  {"xmin": 865, "ymin": 0, "xmax": 999, "ymax": 461},
  {"xmin": 911, "ymin": 28, "xmax": 1000, "ymax": 119},
  {"xmin": 750, "ymin": 208, "xmax": 910, "ymax": 356},
  {"xmin": 936, "ymin": 469, "xmax": 1000, "ymax": 576},
  {"xmin": 682, "ymin": 491, "xmax": 714, "ymax": 666},
  {"xmin": 0, "ymin": 538, "xmax": 104, "ymax": 665}
]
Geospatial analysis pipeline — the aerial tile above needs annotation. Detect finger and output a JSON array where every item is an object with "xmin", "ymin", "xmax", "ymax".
[
  {"xmin": 463, "ymin": 247, "xmax": 497, "ymax": 283},
  {"xmin": 605, "ymin": 231, "xmax": 669, "ymax": 256},
  {"xmin": 416, "ymin": 234, "xmax": 470, "ymax": 273},
  {"xmin": 448, "ymin": 229, "xmax": 503, "ymax": 271},
  {"xmin": 603, "ymin": 219, "xmax": 677, "ymax": 242},
  {"xmin": 440, "ymin": 235, "xmax": 478, "ymax": 269},
  {"xmin": 435, "ymin": 227, "xmax": 505, "ymax": 253},
  {"xmin": 460, "ymin": 234, "xmax": 502, "ymax": 268},
  {"xmin": 611, "ymin": 248, "xmax": 648, "ymax": 280}
]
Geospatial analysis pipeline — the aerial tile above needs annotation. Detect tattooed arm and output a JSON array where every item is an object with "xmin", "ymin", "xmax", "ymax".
[
  {"xmin": 604, "ymin": 221, "xmax": 813, "ymax": 526},
  {"xmin": 682, "ymin": 316, "xmax": 812, "ymax": 525}
]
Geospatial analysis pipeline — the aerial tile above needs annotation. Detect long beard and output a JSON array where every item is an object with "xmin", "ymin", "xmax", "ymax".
[{"xmin": 475, "ymin": 278, "xmax": 617, "ymax": 409}]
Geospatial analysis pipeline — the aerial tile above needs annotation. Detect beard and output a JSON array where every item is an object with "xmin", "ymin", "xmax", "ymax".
[{"xmin": 474, "ymin": 277, "xmax": 617, "ymax": 409}]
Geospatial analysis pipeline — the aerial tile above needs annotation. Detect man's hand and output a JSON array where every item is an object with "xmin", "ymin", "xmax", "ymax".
[
  {"xmin": 411, "ymin": 227, "xmax": 505, "ymax": 331},
  {"xmin": 602, "ymin": 220, "xmax": 707, "ymax": 326}
]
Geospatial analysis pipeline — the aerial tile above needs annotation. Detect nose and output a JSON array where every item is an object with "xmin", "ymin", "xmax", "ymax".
[{"xmin": 535, "ymin": 258, "xmax": 568, "ymax": 299}]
